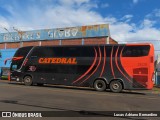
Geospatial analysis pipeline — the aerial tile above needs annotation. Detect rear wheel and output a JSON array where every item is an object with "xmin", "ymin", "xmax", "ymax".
[
  {"xmin": 24, "ymin": 76, "xmax": 33, "ymax": 86},
  {"xmin": 109, "ymin": 80, "xmax": 122, "ymax": 93},
  {"xmin": 94, "ymin": 80, "xmax": 106, "ymax": 91}
]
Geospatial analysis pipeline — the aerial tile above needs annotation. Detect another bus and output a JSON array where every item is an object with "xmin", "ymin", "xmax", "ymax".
[{"xmin": 9, "ymin": 43, "xmax": 154, "ymax": 92}]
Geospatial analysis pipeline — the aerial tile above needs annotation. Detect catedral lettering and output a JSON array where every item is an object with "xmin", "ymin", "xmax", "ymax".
[{"xmin": 38, "ymin": 58, "xmax": 77, "ymax": 64}]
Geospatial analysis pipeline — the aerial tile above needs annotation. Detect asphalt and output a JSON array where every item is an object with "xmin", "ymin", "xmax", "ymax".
[
  {"xmin": 1, "ymin": 79, "xmax": 160, "ymax": 95},
  {"xmin": 0, "ymin": 80, "xmax": 160, "ymax": 120}
]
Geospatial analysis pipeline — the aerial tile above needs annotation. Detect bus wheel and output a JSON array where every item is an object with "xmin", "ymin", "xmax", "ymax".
[
  {"xmin": 109, "ymin": 80, "xmax": 122, "ymax": 93},
  {"xmin": 24, "ymin": 76, "xmax": 33, "ymax": 86},
  {"xmin": 94, "ymin": 80, "xmax": 106, "ymax": 92}
]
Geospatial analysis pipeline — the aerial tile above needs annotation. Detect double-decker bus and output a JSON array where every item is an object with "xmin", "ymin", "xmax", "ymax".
[{"xmin": 9, "ymin": 43, "xmax": 154, "ymax": 92}]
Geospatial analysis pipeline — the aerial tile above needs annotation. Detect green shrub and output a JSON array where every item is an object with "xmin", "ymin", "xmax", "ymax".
[{"xmin": 1, "ymin": 76, "xmax": 8, "ymax": 80}]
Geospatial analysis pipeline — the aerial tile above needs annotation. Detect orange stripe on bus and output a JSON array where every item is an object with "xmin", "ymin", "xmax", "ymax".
[
  {"xmin": 115, "ymin": 47, "xmax": 130, "ymax": 82},
  {"xmin": 110, "ymin": 46, "xmax": 115, "ymax": 79},
  {"xmin": 100, "ymin": 46, "xmax": 106, "ymax": 77},
  {"xmin": 80, "ymin": 47, "xmax": 102, "ymax": 84},
  {"xmin": 72, "ymin": 47, "xmax": 97, "ymax": 84}
]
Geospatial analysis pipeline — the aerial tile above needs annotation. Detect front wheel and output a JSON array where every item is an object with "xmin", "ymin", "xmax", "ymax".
[
  {"xmin": 24, "ymin": 76, "xmax": 33, "ymax": 86},
  {"xmin": 94, "ymin": 80, "xmax": 106, "ymax": 91},
  {"xmin": 109, "ymin": 80, "xmax": 122, "ymax": 93}
]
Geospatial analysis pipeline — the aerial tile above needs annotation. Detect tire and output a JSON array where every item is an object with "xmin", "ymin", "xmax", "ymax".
[
  {"xmin": 24, "ymin": 76, "xmax": 33, "ymax": 86},
  {"xmin": 94, "ymin": 80, "xmax": 106, "ymax": 92},
  {"xmin": 109, "ymin": 80, "xmax": 122, "ymax": 93}
]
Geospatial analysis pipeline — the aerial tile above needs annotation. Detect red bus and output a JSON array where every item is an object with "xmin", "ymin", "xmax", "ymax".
[{"xmin": 9, "ymin": 43, "xmax": 154, "ymax": 92}]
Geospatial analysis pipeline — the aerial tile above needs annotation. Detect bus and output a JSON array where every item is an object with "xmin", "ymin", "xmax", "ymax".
[{"xmin": 9, "ymin": 43, "xmax": 154, "ymax": 92}]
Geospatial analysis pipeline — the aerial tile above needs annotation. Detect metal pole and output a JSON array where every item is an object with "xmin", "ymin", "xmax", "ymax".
[
  {"xmin": 13, "ymin": 27, "xmax": 24, "ymax": 47},
  {"xmin": 0, "ymin": 27, "xmax": 15, "ymax": 42}
]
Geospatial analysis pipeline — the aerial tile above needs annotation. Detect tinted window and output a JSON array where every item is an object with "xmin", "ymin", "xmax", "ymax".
[
  {"xmin": 79, "ymin": 46, "xmax": 95, "ymax": 57},
  {"xmin": 31, "ymin": 47, "xmax": 63, "ymax": 57},
  {"xmin": 14, "ymin": 46, "xmax": 33, "ymax": 57},
  {"xmin": 62, "ymin": 47, "xmax": 80, "ymax": 57},
  {"xmin": 122, "ymin": 45, "xmax": 150, "ymax": 57},
  {"xmin": 105, "ymin": 46, "xmax": 114, "ymax": 57},
  {"xmin": 63, "ymin": 46, "xmax": 94, "ymax": 57},
  {"xmin": 31, "ymin": 46, "xmax": 95, "ymax": 57}
]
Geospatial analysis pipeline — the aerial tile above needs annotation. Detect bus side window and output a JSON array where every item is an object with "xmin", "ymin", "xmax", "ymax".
[
  {"xmin": 122, "ymin": 45, "xmax": 150, "ymax": 57},
  {"xmin": 62, "ymin": 47, "xmax": 78, "ymax": 57},
  {"xmin": 142, "ymin": 49, "xmax": 148, "ymax": 56},
  {"xmin": 123, "ymin": 49, "xmax": 131, "ymax": 56}
]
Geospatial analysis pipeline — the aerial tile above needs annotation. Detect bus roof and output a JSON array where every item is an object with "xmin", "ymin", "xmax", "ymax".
[{"xmin": 20, "ymin": 43, "xmax": 153, "ymax": 48}]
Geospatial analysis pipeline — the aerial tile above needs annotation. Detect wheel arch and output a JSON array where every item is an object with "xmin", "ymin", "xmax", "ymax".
[
  {"xmin": 23, "ymin": 74, "xmax": 33, "ymax": 82},
  {"xmin": 93, "ymin": 77, "xmax": 109, "ymax": 86}
]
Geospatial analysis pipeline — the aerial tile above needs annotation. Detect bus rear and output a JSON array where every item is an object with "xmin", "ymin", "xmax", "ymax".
[{"xmin": 120, "ymin": 43, "xmax": 154, "ymax": 90}]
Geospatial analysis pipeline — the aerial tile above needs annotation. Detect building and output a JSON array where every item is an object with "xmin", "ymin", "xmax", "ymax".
[{"xmin": 0, "ymin": 24, "xmax": 117, "ymax": 48}]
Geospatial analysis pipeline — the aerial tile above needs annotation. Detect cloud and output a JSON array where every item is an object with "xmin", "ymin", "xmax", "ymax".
[
  {"xmin": 0, "ymin": 16, "xmax": 10, "ymax": 32},
  {"xmin": 155, "ymin": 9, "xmax": 160, "ymax": 17},
  {"xmin": 59, "ymin": 0, "xmax": 90, "ymax": 6},
  {"xmin": 0, "ymin": 0, "xmax": 160, "ymax": 44},
  {"xmin": 101, "ymin": 3, "xmax": 109, "ymax": 8},
  {"xmin": 0, "ymin": 0, "xmax": 160, "ymax": 57},
  {"xmin": 111, "ymin": 24, "xmax": 160, "ymax": 42},
  {"xmin": 110, "ymin": 17, "xmax": 160, "ymax": 42},
  {"xmin": 146, "ymin": 9, "xmax": 160, "ymax": 20},
  {"xmin": 121, "ymin": 15, "xmax": 133, "ymax": 22},
  {"xmin": 139, "ymin": 19, "xmax": 156, "ymax": 28},
  {"xmin": 133, "ymin": 0, "xmax": 139, "ymax": 4},
  {"xmin": 0, "ymin": 0, "xmax": 102, "ymax": 30}
]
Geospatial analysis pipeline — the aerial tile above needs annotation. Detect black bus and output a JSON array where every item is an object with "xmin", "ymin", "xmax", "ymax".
[{"xmin": 9, "ymin": 44, "xmax": 154, "ymax": 92}]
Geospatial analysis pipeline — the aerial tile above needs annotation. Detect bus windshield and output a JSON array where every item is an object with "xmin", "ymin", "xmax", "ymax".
[{"xmin": 10, "ymin": 46, "xmax": 33, "ymax": 71}]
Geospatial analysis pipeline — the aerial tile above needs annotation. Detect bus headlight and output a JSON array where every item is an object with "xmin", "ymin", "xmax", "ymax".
[{"xmin": 16, "ymin": 78, "xmax": 20, "ymax": 81}]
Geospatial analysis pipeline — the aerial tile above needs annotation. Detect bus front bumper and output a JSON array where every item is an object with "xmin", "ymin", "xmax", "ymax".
[
  {"xmin": 10, "ymin": 70, "xmax": 23, "ymax": 82},
  {"xmin": 10, "ymin": 76, "xmax": 20, "ymax": 82}
]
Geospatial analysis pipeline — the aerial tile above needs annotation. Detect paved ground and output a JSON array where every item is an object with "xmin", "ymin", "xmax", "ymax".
[{"xmin": 0, "ymin": 80, "xmax": 160, "ymax": 120}]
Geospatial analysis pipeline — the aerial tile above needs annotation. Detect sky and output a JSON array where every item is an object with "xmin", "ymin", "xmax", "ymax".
[{"xmin": 0, "ymin": 0, "xmax": 160, "ymax": 57}]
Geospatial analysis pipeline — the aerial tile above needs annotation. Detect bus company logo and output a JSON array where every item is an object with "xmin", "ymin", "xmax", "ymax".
[
  {"xmin": 28, "ymin": 66, "xmax": 37, "ymax": 71},
  {"xmin": 38, "ymin": 57, "xmax": 77, "ymax": 64}
]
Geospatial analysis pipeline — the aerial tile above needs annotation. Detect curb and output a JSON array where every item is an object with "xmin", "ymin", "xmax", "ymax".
[{"xmin": 0, "ymin": 79, "xmax": 9, "ymax": 82}]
